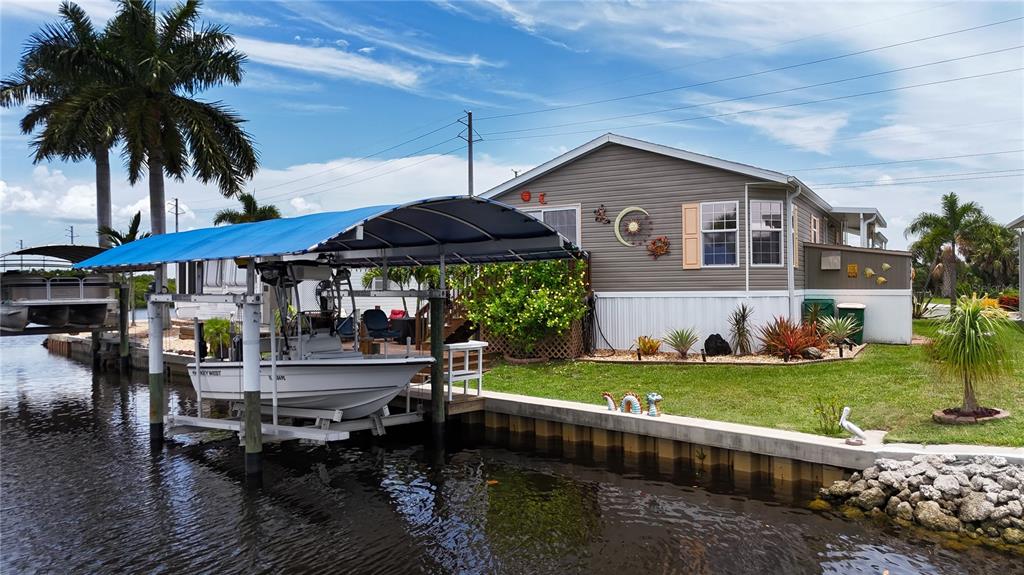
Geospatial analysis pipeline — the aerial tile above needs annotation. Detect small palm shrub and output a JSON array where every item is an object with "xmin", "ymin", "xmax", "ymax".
[
  {"xmin": 998, "ymin": 293, "xmax": 1019, "ymax": 311},
  {"xmin": 803, "ymin": 303, "xmax": 824, "ymax": 327},
  {"xmin": 818, "ymin": 315, "xmax": 862, "ymax": 354},
  {"xmin": 728, "ymin": 303, "xmax": 755, "ymax": 355},
  {"xmin": 664, "ymin": 327, "xmax": 699, "ymax": 358},
  {"xmin": 203, "ymin": 318, "xmax": 232, "ymax": 359},
  {"xmin": 757, "ymin": 316, "xmax": 826, "ymax": 360},
  {"xmin": 932, "ymin": 294, "xmax": 1014, "ymax": 416},
  {"xmin": 635, "ymin": 335, "xmax": 662, "ymax": 356}
]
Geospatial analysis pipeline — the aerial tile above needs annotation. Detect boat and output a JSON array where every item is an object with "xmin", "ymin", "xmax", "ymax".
[
  {"xmin": 188, "ymin": 355, "xmax": 432, "ymax": 419},
  {"xmin": 1, "ymin": 272, "xmax": 113, "ymax": 329},
  {"xmin": 1, "ymin": 303, "xmax": 28, "ymax": 332},
  {"xmin": 186, "ymin": 259, "xmax": 433, "ymax": 420}
]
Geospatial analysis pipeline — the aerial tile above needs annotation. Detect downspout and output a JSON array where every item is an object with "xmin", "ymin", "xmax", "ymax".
[
  {"xmin": 785, "ymin": 178, "xmax": 803, "ymax": 322},
  {"xmin": 744, "ymin": 183, "xmax": 750, "ymax": 296},
  {"xmin": 862, "ymin": 214, "xmax": 878, "ymax": 248}
]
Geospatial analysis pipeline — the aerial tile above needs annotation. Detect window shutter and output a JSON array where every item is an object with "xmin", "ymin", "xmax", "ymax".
[
  {"xmin": 682, "ymin": 203, "xmax": 701, "ymax": 269},
  {"xmin": 792, "ymin": 205, "xmax": 800, "ymax": 269}
]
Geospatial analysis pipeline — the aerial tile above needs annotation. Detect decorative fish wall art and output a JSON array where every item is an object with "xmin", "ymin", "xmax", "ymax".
[
  {"xmin": 881, "ymin": 262, "xmax": 892, "ymax": 271},
  {"xmin": 864, "ymin": 267, "xmax": 876, "ymax": 278}
]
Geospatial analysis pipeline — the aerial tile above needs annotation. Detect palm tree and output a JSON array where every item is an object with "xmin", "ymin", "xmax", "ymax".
[
  {"xmin": 0, "ymin": 1, "xmax": 118, "ymax": 247},
  {"xmin": 52, "ymin": 0, "xmax": 258, "ymax": 286},
  {"xmin": 932, "ymin": 295, "xmax": 1013, "ymax": 415},
  {"xmin": 905, "ymin": 192, "xmax": 992, "ymax": 299},
  {"xmin": 98, "ymin": 210, "xmax": 151, "ymax": 245},
  {"xmin": 98, "ymin": 210, "xmax": 150, "ymax": 324},
  {"xmin": 961, "ymin": 223, "xmax": 1019, "ymax": 288},
  {"xmin": 213, "ymin": 193, "xmax": 281, "ymax": 225}
]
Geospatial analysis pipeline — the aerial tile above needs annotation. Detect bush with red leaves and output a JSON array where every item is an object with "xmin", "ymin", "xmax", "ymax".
[{"xmin": 757, "ymin": 316, "xmax": 828, "ymax": 359}]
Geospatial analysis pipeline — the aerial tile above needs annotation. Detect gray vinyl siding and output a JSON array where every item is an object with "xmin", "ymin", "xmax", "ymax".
[
  {"xmin": 492, "ymin": 143, "xmax": 803, "ymax": 292},
  {"xmin": 794, "ymin": 194, "xmax": 831, "ymax": 289}
]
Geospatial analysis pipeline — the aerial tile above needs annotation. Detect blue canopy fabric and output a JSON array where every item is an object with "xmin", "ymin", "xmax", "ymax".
[{"xmin": 75, "ymin": 196, "xmax": 581, "ymax": 271}]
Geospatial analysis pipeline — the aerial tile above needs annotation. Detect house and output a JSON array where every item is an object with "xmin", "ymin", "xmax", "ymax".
[
  {"xmin": 1009, "ymin": 215, "xmax": 1024, "ymax": 298},
  {"xmin": 483, "ymin": 133, "xmax": 913, "ymax": 346}
]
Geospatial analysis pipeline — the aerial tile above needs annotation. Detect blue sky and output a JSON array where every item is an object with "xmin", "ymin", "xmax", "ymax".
[{"xmin": 1, "ymin": 0, "xmax": 1022, "ymax": 250}]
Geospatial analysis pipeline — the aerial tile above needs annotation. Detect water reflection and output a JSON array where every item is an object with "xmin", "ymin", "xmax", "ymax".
[{"xmin": 1, "ymin": 335, "xmax": 1020, "ymax": 574}]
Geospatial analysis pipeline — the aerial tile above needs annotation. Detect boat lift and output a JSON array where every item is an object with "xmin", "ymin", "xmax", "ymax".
[{"xmin": 74, "ymin": 196, "xmax": 584, "ymax": 477}]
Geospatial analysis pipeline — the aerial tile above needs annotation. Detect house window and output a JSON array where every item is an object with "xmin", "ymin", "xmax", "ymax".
[
  {"xmin": 524, "ymin": 206, "xmax": 580, "ymax": 246},
  {"xmin": 701, "ymin": 201, "xmax": 738, "ymax": 266},
  {"xmin": 749, "ymin": 200, "xmax": 783, "ymax": 266},
  {"xmin": 810, "ymin": 215, "xmax": 821, "ymax": 244}
]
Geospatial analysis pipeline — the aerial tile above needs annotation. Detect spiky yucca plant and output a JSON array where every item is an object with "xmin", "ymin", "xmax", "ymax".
[
  {"xmin": 728, "ymin": 303, "xmax": 755, "ymax": 355},
  {"xmin": 932, "ymin": 294, "xmax": 1013, "ymax": 415},
  {"xmin": 664, "ymin": 327, "xmax": 699, "ymax": 358}
]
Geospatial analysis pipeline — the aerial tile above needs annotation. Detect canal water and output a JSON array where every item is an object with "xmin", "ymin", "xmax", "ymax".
[{"xmin": 1, "ymin": 335, "xmax": 1019, "ymax": 574}]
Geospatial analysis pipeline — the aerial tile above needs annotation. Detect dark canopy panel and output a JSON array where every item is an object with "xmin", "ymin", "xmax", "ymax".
[
  {"xmin": 2, "ymin": 244, "xmax": 106, "ymax": 263},
  {"xmin": 75, "ymin": 196, "xmax": 583, "ymax": 272}
]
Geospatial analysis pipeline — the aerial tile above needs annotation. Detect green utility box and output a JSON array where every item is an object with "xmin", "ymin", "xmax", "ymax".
[
  {"xmin": 802, "ymin": 298, "xmax": 835, "ymax": 321},
  {"xmin": 836, "ymin": 303, "xmax": 866, "ymax": 345}
]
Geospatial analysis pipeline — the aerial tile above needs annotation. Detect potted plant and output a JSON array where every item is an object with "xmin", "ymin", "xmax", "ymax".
[
  {"xmin": 203, "ymin": 318, "xmax": 232, "ymax": 360},
  {"xmin": 930, "ymin": 294, "xmax": 1014, "ymax": 423}
]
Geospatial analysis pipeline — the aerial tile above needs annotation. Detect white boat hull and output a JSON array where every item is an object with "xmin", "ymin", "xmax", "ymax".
[
  {"xmin": 188, "ymin": 357, "xmax": 432, "ymax": 420},
  {"xmin": 1, "ymin": 304, "xmax": 28, "ymax": 332}
]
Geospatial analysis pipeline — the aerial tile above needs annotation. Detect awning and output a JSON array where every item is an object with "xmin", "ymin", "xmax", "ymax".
[
  {"xmin": 74, "ymin": 196, "xmax": 584, "ymax": 272},
  {"xmin": 2, "ymin": 244, "xmax": 106, "ymax": 263}
]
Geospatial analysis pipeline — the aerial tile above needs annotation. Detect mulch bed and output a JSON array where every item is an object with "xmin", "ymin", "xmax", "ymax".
[
  {"xmin": 578, "ymin": 344, "xmax": 867, "ymax": 366},
  {"xmin": 932, "ymin": 407, "xmax": 1011, "ymax": 425}
]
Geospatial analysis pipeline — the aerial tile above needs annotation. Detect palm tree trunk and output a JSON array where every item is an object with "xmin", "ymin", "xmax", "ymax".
[
  {"xmin": 962, "ymin": 372, "xmax": 980, "ymax": 414},
  {"xmin": 95, "ymin": 145, "xmax": 112, "ymax": 248},
  {"xmin": 148, "ymin": 153, "xmax": 166, "ymax": 289},
  {"xmin": 941, "ymin": 244, "xmax": 957, "ymax": 299}
]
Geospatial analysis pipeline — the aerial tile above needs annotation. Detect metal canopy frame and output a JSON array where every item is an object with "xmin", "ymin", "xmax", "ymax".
[{"xmin": 74, "ymin": 196, "xmax": 585, "ymax": 273}]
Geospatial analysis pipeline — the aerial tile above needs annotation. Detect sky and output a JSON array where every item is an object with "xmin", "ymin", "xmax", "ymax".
[{"xmin": 1, "ymin": 0, "xmax": 1022, "ymax": 252}]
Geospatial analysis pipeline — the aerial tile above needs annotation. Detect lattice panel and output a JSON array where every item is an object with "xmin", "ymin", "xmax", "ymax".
[{"xmin": 482, "ymin": 320, "xmax": 583, "ymax": 359}]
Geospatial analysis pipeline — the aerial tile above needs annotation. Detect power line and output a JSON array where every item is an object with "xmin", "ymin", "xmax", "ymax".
[
  {"xmin": 522, "ymin": 1, "xmax": 956, "ymax": 103},
  {"xmin": 483, "ymin": 67, "xmax": 1024, "ymax": 141},
  {"xmin": 788, "ymin": 149, "xmax": 1024, "ymax": 172},
  {"xmin": 191, "ymin": 139, "xmax": 466, "ymax": 213},
  {"xmin": 813, "ymin": 168, "xmax": 1024, "ymax": 187},
  {"xmin": 477, "ymin": 15, "xmax": 1024, "ymax": 121},
  {"xmin": 480, "ymin": 45, "xmax": 1023, "ymax": 136},
  {"xmin": 812, "ymin": 172, "xmax": 1024, "ymax": 189},
  {"xmin": 186, "ymin": 115, "xmax": 463, "ymax": 207}
]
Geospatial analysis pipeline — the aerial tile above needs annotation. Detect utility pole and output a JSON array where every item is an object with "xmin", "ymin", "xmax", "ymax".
[
  {"xmin": 18, "ymin": 239, "xmax": 23, "ymax": 268},
  {"xmin": 167, "ymin": 198, "xmax": 187, "ymax": 292},
  {"xmin": 66, "ymin": 225, "xmax": 75, "ymax": 245},
  {"xmin": 459, "ymin": 111, "xmax": 480, "ymax": 197}
]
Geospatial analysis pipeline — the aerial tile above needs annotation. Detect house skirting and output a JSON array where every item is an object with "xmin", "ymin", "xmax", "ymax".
[{"xmin": 593, "ymin": 289, "xmax": 911, "ymax": 350}]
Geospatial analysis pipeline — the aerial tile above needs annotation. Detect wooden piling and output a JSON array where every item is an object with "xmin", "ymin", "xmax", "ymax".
[
  {"xmin": 147, "ymin": 299, "xmax": 164, "ymax": 447},
  {"xmin": 118, "ymin": 282, "xmax": 130, "ymax": 374},
  {"xmin": 429, "ymin": 291, "xmax": 445, "ymax": 431}
]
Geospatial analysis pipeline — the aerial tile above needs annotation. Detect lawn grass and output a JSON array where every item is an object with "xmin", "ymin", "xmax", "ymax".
[{"xmin": 484, "ymin": 320, "xmax": 1024, "ymax": 447}]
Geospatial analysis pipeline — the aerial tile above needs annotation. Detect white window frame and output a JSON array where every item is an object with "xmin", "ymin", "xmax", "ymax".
[
  {"xmin": 522, "ymin": 204, "xmax": 582, "ymax": 247},
  {"xmin": 748, "ymin": 199, "xmax": 784, "ymax": 268},
  {"xmin": 700, "ymin": 200, "xmax": 740, "ymax": 268},
  {"xmin": 810, "ymin": 214, "xmax": 821, "ymax": 244}
]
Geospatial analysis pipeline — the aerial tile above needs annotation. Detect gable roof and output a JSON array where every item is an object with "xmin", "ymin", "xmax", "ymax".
[{"xmin": 481, "ymin": 133, "xmax": 858, "ymax": 222}]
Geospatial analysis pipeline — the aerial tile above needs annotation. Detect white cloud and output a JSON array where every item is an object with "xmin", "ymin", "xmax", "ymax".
[
  {"xmin": 278, "ymin": 102, "xmax": 348, "ymax": 114},
  {"xmin": 204, "ymin": 7, "xmax": 275, "ymax": 27},
  {"xmin": 283, "ymin": 3, "xmax": 501, "ymax": 68},
  {"xmin": 242, "ymin": 69, "xmax": 323, "ymax": 94},
  {"xmin": 358, "ymin": 47, "xmax": 376, "ymax": 55},
  {"xmin": 234, "ymin": 36, "xmax": 420, "ymax": 90},
  {"xmin": 1, "ymin": 0, "xmax": 116, "ymax": 22},
  {"xmin": 289, "ymin": 197, "xmax": 321, "ymax": 214}
]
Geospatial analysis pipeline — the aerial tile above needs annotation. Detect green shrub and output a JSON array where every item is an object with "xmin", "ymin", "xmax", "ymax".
[
  {"xmin": 635, "ymin": 335, "xmax": 662, "ymax": 356},
  {"xmin": 728, "ymin": 303, "xmax": 755, "ymax": 355},
  {"xmin": 813, "ymin": 396, "xmax": 843, "ymax": 436},
  {"xmin": 758, "ymin": 316, "xmax": 827, "ymax": 359},
  {"xmin": 203, "ymin": 318, "xmax": 232, "ymax": 358},
  {"xmin": 818, "ymin": 315, "xmax": 862, "ymax": 346},
  {"xmin": 664, "ymin": 327, "xmax": 699, "ymax": 357},
  {"xmin": 462, "ymin": 261, "xmax": 586, "ymax": 358}
]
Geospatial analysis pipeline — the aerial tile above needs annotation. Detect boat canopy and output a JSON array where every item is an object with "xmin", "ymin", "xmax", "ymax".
[
  {"xmin": 2, "ymin": 244, "xmax": 106, "ymax": 263},
  {"xmin": 74, "ymin": 196, "xmax": 583, "ymax": 272}
]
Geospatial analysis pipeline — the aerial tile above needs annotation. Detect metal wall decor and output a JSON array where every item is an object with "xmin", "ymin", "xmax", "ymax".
[
  {"xmin": 594, "ymin": 204, "xmax": 611, "ymax": 224},
  {"xmin": 613, "ymin": 206, "xmax": 651, "ymax": 246},
  {"xmin": 647, "ymin": 236, "xmax": 670, "ymax": 259}
]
